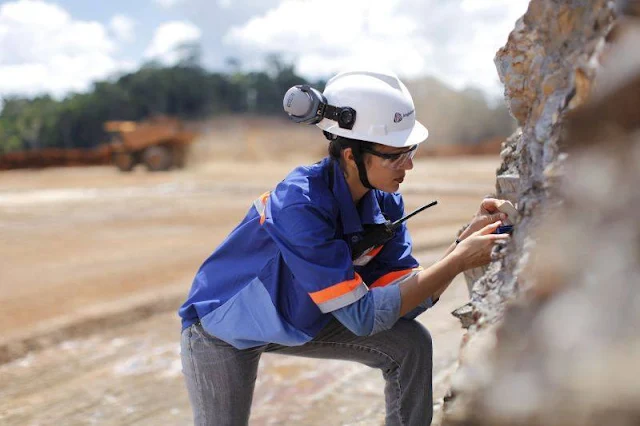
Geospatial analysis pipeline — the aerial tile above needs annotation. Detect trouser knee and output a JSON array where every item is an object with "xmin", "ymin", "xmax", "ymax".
[{"xmin": 402, "ymin": 320, "xmax": 433, "ymax": 365}]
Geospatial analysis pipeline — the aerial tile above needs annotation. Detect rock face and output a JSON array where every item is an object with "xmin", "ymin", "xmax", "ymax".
[{"xmin": 442, "ymin": 1, "xmax": 640, "ymax": 425}]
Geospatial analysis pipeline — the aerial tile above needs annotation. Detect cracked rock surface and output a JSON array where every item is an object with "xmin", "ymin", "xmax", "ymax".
[{"xmin": 444, "ymin": 1, "xmax": 640, "ymax": 425}]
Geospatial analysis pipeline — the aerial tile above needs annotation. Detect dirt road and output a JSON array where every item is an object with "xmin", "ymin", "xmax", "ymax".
[{"xmin": 0, "ymin": 154, "xmax": 500, "ymax": 425}]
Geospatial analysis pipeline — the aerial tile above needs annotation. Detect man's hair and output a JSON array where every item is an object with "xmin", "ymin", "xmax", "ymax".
[{"xmin": 327, "ymin": 136, "xmax": 374, "ymax": 161}]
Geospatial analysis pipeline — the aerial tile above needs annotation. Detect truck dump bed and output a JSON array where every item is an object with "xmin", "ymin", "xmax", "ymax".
[{"xmin": 104, "ymin": 117, "xmax": 196, "ymax": 152}]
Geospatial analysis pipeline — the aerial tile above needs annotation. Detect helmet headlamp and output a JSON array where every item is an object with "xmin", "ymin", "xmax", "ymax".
[{"xmin": 283, "ymin": 85, "xmax": 356, "ymax": 130}]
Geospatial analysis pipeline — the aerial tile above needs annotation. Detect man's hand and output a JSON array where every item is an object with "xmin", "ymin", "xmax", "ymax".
[{"xmin": 458, "ymin": 198, "xmax": 513, "ymax": 241}]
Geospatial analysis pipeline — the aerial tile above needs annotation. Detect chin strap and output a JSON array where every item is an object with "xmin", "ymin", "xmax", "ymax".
[
  {"xmin": 324, "ymin": 131, "xmax": 374, "ymax": 190},
  {"xmin": 350, "ymin": 142, "xmax": 375, "ymax": 190}
]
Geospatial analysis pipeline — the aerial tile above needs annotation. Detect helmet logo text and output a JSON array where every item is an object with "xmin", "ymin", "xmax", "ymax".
[{"xmin": 394, "ymin": 109, "xmax": 415, "ymax": 123}]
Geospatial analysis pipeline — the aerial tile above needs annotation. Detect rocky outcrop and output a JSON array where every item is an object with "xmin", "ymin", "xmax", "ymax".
[{"xmin": 443, "ymin": 1, "xmax": 640, "ymax": 425}]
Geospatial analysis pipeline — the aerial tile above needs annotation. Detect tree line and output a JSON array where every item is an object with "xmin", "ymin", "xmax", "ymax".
[{"xmin": 0, "ymin": 54, "xmax": 514, "ymax": 154}]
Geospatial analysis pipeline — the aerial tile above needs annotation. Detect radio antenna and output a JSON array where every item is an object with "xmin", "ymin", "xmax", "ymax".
[{"xmin": 391, "ymin": 201, "xmax": 438, "ymax": 229}]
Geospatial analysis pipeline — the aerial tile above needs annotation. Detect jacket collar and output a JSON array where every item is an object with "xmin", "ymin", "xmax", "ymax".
[{"xmin": 326, "ymin": 157, "xmax": 387, "ymax": 235}]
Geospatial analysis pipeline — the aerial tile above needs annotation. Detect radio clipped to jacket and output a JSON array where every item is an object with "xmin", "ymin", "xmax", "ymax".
[{"xmin": 351, "ymin": 201, "xmax": 438, "ymax": 261}]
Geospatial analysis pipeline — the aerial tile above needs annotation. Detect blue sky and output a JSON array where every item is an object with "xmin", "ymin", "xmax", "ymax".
[
  {"xmin": 52, "ymin": 0, "xmax": 171, "ymax": 59},
  {"xmin": 0, "ymin": 0, "xmax": 530, "ymax": 100}
]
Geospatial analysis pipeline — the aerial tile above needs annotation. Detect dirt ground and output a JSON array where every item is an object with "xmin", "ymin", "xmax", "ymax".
[{"xmin": 0, "ymin": 151, "xmax": 501, "ymax": 425}]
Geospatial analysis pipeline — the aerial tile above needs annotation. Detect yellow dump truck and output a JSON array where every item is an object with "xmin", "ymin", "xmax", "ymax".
[{"xmin": 104, "ymin": 116, "xmax": 197, "ymax": 172}]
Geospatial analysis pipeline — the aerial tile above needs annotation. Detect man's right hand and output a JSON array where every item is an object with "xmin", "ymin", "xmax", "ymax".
[{"xmin": 451, "ymin": 221, "xmax": 510, "ymax": 272}]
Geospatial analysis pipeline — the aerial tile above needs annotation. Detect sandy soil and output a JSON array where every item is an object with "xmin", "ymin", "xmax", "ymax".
[{"xmin": 0, "ymin": 153, "xmax": 501, "ymax": 425}]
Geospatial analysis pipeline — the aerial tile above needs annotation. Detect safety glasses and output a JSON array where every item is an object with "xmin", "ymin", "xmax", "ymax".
[{"xmin": 360, "ymin": 145, "xmax": 418, "ymax": 170}]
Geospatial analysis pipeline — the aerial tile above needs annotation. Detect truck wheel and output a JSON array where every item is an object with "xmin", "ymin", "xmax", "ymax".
[
  {"xmin": 142, "ymin": 145, "xmax": 172, "ymax": 171},
  {"xmin": 173, "ymin": 146, "xmax": 186, "ymax": 169},
  {"xmin": 113, "ymin": 152, "xmax": 136, "ymax": 172}
]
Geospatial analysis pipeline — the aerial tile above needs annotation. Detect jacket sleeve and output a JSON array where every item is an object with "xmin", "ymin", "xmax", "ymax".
[
  {"xmin": 331, "ymin": 283, "xmax": 404, "ymax": 336},
  {"xmin": 262, "ymin": 201, "xmax": 369, "ymax": 314}
]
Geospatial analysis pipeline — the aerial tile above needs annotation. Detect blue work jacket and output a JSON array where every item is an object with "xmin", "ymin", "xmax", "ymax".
[{"xmin": 178, "ymin": 157, "xmax": 420, "ymax": 349}]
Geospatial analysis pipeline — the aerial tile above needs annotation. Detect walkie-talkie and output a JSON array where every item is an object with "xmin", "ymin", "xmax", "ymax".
[{"xmin": 351, "ymin": 201, "xmax": 438, "ymax": 261}]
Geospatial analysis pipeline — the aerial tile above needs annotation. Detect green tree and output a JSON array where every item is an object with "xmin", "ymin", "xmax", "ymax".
[{"xmin": 0, "ymin": 55, "xmax": 515, "ymax": 153}]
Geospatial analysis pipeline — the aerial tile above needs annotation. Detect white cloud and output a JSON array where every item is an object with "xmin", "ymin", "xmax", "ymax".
[
  {"xmin": 0, "ymin": 0, "xmax": 129, "ymax": 98},
  {"xmin": 144, "ymin": 20, "xmax": 202, "ymax": 65},
  {"xmin": 109, "ymin": 14, "xmax": 135, "ymax": 43},
  {"xmin": 153, "ymin": 0, "xmax": 186, "ymax": 9},
  {"xmin": 223, "ymin": 0, "xmax": 530, "ymax": 96}
]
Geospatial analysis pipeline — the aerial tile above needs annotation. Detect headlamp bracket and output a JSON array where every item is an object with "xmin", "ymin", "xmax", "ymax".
[{"xmin": 323, "ymin": 104, "xmax": 356, "ymax": 130}]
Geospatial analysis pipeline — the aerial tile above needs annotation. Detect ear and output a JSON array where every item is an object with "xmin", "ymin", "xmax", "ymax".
[{"xmin": 342, "ymin": 147, "xmax": 355, "ymax": 165}]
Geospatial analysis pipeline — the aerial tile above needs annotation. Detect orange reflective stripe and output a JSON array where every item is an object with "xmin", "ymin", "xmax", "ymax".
[
  {"xmin": 257, "ymin": 191, "xmax": 270, "ymax": 225},
  {"xmin": 309, "ymin": 273, "xmax": 364, "ymax": 304},
  {"xmin": 370, "ymin": 268, "xmax": 414, "ymax": 289},
  {"xmin": 366, "ymin": 245, "xmax": 384, "ymax": 258},
  {"xmin": 352, "ymin": 245, "xmax": 384, "ymax": 266}
]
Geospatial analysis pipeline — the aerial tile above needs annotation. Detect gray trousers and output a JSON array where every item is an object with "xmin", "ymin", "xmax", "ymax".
[{"xmin": 181, "ymin": 318, "xmax": 433, "ymax": 426}]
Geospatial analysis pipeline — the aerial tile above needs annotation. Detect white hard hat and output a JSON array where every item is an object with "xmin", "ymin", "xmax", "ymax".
[{"xmin": 317, "ymin": 70, "xmax": 428, "ymax": 148}]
